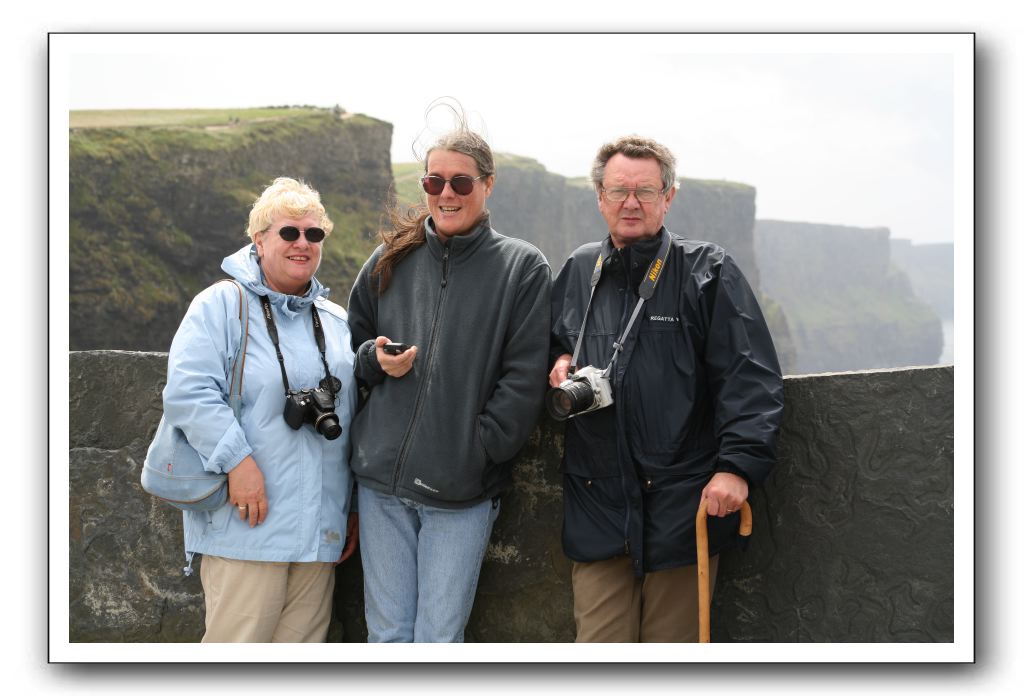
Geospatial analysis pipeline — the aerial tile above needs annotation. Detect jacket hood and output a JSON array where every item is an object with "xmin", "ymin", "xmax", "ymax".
[{"xmin": 221, "ymin": 244, "xmax": 330, "ymax": 319}]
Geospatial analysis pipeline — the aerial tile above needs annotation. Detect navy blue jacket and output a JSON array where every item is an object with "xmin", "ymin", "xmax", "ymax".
[{"xmin": 550, "ymin": 229, "xmax": 783, "ymax": 575}]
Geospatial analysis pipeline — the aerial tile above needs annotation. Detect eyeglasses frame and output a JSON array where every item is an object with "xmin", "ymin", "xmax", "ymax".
[{"xmin": 599, "ymin": 184, "xmax": 672, "ymax": 204}]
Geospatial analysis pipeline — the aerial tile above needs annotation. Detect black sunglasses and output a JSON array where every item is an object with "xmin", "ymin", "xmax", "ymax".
[
  {"xmin": 420, "ymin": 174, "xmax": 487, "ymax": 196},
  {"xmin": 277, "ymin": 226, "xmax": 326, "ymax": 243}
]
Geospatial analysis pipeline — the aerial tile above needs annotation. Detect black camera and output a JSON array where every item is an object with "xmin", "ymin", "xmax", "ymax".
[{"xmin": 283, "ymin": 376, "xmax": 343, "ymax": 440}]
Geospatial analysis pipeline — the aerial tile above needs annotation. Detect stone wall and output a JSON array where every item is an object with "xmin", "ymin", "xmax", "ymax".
[{"xmin": 69, "ymin": 351, "xmax": 953, "ymax": 642}]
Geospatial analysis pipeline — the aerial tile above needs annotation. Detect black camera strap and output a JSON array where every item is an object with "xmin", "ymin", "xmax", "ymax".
[
  {"xmin": 258, "ymin": 295, "xmax": 336, "ymax": 398},
  {"xmin": 569, "ymin": 230, "xmax": 672, "ymax": 377}
]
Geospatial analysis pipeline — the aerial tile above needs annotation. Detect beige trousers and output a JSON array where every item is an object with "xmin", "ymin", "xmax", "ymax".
[
  {"xmin": 199, "ymin": 555, "xmax": 335, "ymax": 643},
  {"xmin": 572, "ymin": 554, "xmax": 719, "ymax": 642}
]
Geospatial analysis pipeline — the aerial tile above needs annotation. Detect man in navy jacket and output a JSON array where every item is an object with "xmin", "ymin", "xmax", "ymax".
[{"xmin": 548, "ymin": 135, "xmax": 784, "ymax": 642}]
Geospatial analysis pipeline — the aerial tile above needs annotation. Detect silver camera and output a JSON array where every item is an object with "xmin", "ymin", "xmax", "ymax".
[{"xmin": 545, "ymin": 365, "xmax": 614, "ymax": 421}]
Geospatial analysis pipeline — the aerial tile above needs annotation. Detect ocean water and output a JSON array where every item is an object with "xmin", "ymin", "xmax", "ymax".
[{"xmin": 938, "ymin": 319, "xmax": 954, "ymax": 364}]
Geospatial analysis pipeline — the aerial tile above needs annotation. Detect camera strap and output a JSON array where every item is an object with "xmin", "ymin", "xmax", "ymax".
[
  {"xmin": 570, "ymin": 231, "xmax": 672, "ymax": 377},
  {"xmin": 258, "ymin": 295, "xmax": 336, "ymax": 398}
]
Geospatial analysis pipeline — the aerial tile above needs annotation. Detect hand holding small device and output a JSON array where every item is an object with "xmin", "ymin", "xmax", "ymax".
[{"xmin": 375, "ymin": 336, "xmax": 417, "ymax": 378}]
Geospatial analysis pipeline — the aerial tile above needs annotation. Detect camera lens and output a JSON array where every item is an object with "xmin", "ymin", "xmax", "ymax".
[
  {"xmin": 545, "ymin": 381, "xmax": 595, "ymax": 421},
  {"xmin": 314, "ymin": 413, "xmax": 343, "ymax": 440}
]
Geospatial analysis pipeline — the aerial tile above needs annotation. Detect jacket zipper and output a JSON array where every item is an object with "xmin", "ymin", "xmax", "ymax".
[
  {"xmin": 617, "ymin": 265, "xmax": 635, "ymax": 559},
  {"xmin": 390, "ymin": 245, "xmax": 451, "ymax": 492}
]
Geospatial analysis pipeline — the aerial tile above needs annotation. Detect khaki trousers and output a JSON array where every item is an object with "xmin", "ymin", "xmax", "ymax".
[
  {"xmin": 572, "ymin": 555, "xmax": 719, "ymax": 642},
  {"xmin": 199, "ymin": 555, "xmax": 335, "ymax": 643}
]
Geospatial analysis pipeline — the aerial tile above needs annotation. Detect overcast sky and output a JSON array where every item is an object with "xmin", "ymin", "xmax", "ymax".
[{"xmin": 59, "ymin": 34, "xmax": 964, "ymax": 246}]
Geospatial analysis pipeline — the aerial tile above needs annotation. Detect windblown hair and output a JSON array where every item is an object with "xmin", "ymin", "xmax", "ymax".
[
  {"xmin": 372, "ymin": 128, "xmax": 495, "ymax": 294},
  {"xmin": 589, "ymin": 135, "xmax": 677, "ymax": 193},
  {"xmin": 245, "ymin": 177, "xmax": 334, "ymax": 241}
]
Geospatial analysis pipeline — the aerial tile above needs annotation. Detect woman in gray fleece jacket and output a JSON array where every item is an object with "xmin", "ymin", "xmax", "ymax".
[{"xmin": 346, "ymin": 125, "xmax": 552, "ymax": 642}]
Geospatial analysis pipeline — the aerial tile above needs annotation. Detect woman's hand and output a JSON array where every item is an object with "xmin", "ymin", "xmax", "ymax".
[
  {"xmin": 374, "ymin": 336, "xmax": 417, "ymax": 378},
  {"xmin": 227, "ymin": 455, "xmax": 268, "ymax": 527},
  {"xmin": 337, "ymin": 512, "xmax": 360, "ymax": 564}
]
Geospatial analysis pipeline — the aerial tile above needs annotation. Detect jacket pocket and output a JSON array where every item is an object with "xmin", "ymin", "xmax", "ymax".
[
  {"xmin": 561, "ymin": 472, "xmax": 627, "ymax": 562},
  {"xmin": 474, "ymin": 417, "xmax": 490, "ymax": 463},
  {"xmin": 207, "ymin": 503, "xmax": 233, "ymax": 534},
  {"xmin": 560, "ymin": 413, "xmax": 618, "ymax": 478},
  {"xmin": 477, "ymin": 417, "xmax": 507, "ymax": 494},
  {"xmin": 400, "ymin": 411, "xmax": 490, "ymax": 503}
]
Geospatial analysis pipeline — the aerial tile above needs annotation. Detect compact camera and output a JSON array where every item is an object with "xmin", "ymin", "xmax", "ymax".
[
  {"xmin": 283, "ymin": 376, "xmax": 343, "ymax": 440},
  {"xmin": 545, "ymin": 365, "xmax": 614, "ymax": 421}
]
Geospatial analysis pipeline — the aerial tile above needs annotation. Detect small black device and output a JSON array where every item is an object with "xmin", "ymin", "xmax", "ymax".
[
  {"xmin": 382, "ymin": 342, "xmax": 411, "ymax": 355},
  {"xmin": 283, "ymin": 376, "xmax": 343, "ymax": 440}
]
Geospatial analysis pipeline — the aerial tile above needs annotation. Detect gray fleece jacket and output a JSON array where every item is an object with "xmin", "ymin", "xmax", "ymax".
[{"xmin": 347, "ymin": 216, "xmax": 552, "ymax": 508}]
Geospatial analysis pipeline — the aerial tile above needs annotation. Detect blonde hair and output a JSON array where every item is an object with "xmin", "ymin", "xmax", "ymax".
[{"xmin": 245, "ymin": 177, "xmax": 334, "ymax": 240}]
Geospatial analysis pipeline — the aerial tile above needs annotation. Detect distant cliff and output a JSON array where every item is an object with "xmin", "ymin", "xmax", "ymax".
[
  {"xmin": 755, "ymin": 220, "xmax": 943, "ymax": 374},
  {"xmin": 69, "ymin": 107, "xmax": 393, "ymax": 351},
  {"xmin": 890, "ymin": 240, "xmax": 954, "ymax": 321},
  {"xmin": 82, "ymin": 107, "xmax": 974, "ymax": 379}
]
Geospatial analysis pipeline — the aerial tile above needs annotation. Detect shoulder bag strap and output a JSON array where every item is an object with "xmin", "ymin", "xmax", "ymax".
[{"xmin": 214, "ymin": 279, "xmax": 249, "ymax": 421}]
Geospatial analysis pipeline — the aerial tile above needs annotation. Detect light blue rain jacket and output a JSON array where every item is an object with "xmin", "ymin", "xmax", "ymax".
[{"xmin": 164, "ymin": 244, "xmax": 356, "ymax": 568}]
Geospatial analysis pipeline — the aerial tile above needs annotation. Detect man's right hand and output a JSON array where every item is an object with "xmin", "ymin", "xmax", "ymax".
[
  {"xmin": 374, "ymin": 336, "xmax": 417, "ymax": 378},
  {"xmin": 549, "ymin": 353, "xmax": 572, "ymax": 388},
  {"xmin": 227, "ymin": 455, "xmax": 268, "ymax": 527}
]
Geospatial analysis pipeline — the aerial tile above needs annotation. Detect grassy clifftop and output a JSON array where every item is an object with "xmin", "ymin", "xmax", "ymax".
[{"xmin": 70, "ymin": 107, "xmax": 392, "ymax": 350}]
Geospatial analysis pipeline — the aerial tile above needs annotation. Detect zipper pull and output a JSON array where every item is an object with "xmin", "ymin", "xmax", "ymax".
[{"xmin": 441, "ymin": 248, "xmax": 450, "ymax": 287}]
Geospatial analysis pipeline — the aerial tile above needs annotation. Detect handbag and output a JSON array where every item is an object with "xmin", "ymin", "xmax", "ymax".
[{"xmin": 140, "ymin": 279, "xmax": 250, "ymax": 512}]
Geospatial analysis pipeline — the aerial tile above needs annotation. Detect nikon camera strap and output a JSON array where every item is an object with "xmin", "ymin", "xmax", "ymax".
[
  {"xmin": 258, "ymin": 295, "xmax": 336, "ymax": 399},
  {"xmin": 569, "ymin": 230, "xmax": 672, "ymax": 378}
]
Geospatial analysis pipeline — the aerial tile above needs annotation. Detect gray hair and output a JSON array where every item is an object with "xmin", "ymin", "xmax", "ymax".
[
  {"xmin": 419, "ymin": 98, "xmax": 495, "ymax": 179},
  {"xmin": 425, "ymin": 128, "xmax": 495, "ymax": 179},
  {"xmin": 590, "ymin": 135, "xmax": 677, "ymax": 193}
]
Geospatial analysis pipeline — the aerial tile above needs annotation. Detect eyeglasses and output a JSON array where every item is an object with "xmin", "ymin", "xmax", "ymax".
[
  {"xmin": 601, "ymin": 186, "xmax": 668, "ymax": 203},
  {"xmin": 277, "ymin": 226, "xmax": 326, "ymax": 243},
  {"xmin": 420, "ymin": 174, "xmax": 487, "ymax": 196}
]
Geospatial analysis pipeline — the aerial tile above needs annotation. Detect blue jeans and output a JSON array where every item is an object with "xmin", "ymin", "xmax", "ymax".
[{"xmin": 358, "ymin": 485, "xmax": 500, "ymax": 642}]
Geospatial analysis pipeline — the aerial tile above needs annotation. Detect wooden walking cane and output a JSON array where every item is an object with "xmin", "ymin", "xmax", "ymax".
[{"xmin": 696, "ymin": 499, "xmax": 753, "ymax": 643}]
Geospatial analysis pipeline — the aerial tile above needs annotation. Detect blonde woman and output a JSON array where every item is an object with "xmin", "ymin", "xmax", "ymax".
[{"xmin": 164, "ymin": 177, "xmax": 358, "ymax": 642}]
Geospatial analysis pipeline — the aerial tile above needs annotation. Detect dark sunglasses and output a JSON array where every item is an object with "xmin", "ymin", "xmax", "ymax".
[
  {"xmin": 277, "ymin": 226, "xmax": 326, "ymax": 243},
  {"xmin": 420, "ymin": 174, "xmax": 487, "ymax": 196}
]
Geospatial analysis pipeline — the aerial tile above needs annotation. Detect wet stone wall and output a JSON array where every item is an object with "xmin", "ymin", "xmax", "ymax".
[{"xmin": 69, "ymin": 351, "xmax": 953, "ymax": 642}]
